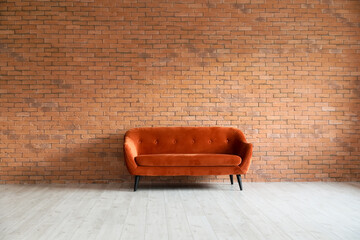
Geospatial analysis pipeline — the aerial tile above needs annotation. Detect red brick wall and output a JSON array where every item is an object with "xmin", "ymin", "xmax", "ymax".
[{"xmin": 1, "ymin": 0, "xmax": 359, "ymax": 183}]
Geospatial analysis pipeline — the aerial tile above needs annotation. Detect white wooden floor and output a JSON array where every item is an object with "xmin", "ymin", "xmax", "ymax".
[{"xmin": 0, "ymin": 182, "xmax": 359, "ymax": 240}]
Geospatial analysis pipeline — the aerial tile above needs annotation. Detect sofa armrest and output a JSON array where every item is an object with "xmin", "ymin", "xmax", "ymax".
[
  {"xmin": 123, "ymin": 136, "xmax": 139, "ymax": 175},
  {"xmin": 237, "ymin": 141, "xmax": 253, "ymax": 174}
]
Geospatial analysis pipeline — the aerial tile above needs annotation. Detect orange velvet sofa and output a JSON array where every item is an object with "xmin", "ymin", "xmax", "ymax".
[{"xmin": 124, "ymin": 127, "xmax": 253, "ymax": 191}]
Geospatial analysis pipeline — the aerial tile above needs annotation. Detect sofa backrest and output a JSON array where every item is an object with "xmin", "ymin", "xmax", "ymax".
[{"xmin": 125, "ymin": 127, "xmax": 247, "ymax": 155}]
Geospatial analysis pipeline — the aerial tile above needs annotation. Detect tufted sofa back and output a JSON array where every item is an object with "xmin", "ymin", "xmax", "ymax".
[{"xmin": 124, "ymin": 127, "xmax": 247, "ymax": 155}]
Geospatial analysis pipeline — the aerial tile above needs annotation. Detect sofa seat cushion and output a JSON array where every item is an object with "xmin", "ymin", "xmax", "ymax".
[{"xmin": 135, "ymin": 154, "xmax": 241, "ymax": 167}]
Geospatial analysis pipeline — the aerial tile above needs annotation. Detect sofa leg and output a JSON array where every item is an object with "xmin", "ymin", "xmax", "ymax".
[
  {"xmin": 229, "ymin": 175, "xmax": 233, "ymax": 185},
  {"xmin": 236, "ymin": 175, "xmax": 243, "ymax": 191},
  {"xmin": 134, "ymin": 176, "xmax": 140, "ymax": 192}
]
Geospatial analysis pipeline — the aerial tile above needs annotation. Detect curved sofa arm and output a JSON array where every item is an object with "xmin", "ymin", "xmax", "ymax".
[
  {"xmin": 237, "ymin": 141, "xmax": 253, "ymax": 174},
  {"xmin": 123, "ymin": 136, "xmax": 139, "ymax": 175}
]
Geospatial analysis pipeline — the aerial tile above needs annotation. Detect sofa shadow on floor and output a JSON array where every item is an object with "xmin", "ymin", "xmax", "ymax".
[{"xmin": 3, "ymin": 181, "xmax": 236, "ymax": 193}]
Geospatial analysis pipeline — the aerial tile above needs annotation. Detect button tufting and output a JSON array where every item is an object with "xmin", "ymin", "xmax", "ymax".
[
  {"xmin": 208, "ymin": 139, "xmax": 212, "ymax": 144},
  {"xmin": 154, "ymin": 140, "xmax": 158, "ymax": 144}
]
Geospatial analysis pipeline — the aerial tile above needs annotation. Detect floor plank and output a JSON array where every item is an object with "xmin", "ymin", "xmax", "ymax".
[
  {"xmin": 194, "ymin": 189, "xmax": 242, "ymax": 240},
  {"xmin": 144, "ymin": 188, "xmax": 168, "ymax": 240},
  {"xmin": 164, "ymin": 189, "xmax": 193, "ymax": 240},
  {"xmin": 119, "ymin": 187, "xmax": 148, "ymax": 240},
  {"xmin": 180, "ymin": 189, "xmax": 217, "ymax": 240}
]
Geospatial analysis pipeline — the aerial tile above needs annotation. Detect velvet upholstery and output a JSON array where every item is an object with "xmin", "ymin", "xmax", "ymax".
[
  {"xmin": 136, "ymin": 154, "xmax": 241, "ymax": 167},
  {"xmin": 123, "ymin": 127, "xmax": 253, "ymax": 176}
]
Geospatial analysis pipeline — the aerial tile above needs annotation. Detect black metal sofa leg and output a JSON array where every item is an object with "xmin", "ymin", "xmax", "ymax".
[
  {"xmin": 134, "ymin": 176, "xmax": 140, "ymax": 191},
  {"xmin": 236, "ymin": 175, "xmax": 243, "ymax": 191},
  {"xmin": 229, "ymin": 175, "xmax": 233, "ymax": 185}
]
